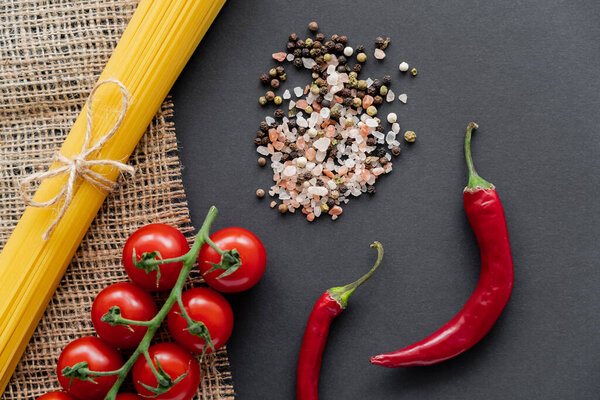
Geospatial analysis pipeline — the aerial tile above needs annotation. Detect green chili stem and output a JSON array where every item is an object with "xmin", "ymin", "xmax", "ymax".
[
  {"xmin": 97, "ymin": 206, "xmax": 220, "ymax": 400},
  {"xmin": 464, "ymin": 122, "xmax": 493, "ymax": 190},
  {"xmin": 328, "ymin": 242, "xmax": 384, "ymax": 308}
]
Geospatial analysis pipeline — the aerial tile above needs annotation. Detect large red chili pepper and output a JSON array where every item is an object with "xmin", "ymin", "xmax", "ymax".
[
  {"xmin": 297, "ymin": 242, "xmax": 384, "ymax": 400},
  {"xmin": 370, "ymin": 122, "xmax": 514, "ymax": 367}
]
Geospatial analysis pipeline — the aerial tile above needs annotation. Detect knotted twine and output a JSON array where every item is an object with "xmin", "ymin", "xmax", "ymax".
[{"xmin": 19, "ymin": 79, "xmax": 135, "ymax": 240}]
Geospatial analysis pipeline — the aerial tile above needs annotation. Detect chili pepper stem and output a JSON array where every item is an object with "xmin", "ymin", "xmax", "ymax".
[
  {"xmin": 328, "ymin": 242, "xmax": 384, "ymax": 308},
  {"xmin": 464, "ymin": 122, "xmax": 494, "ymax": 191}
]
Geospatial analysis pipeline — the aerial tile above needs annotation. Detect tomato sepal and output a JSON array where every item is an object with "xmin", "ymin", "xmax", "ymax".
[
  {"xmin": 205, "ymin": 249, "xmax": 242, "ymax": 279},
  {"xmin": 137, "ymin": 355, "xmax": 190, "ymax": 398},
  {"xmin": 132, "ymin": 249, "xmax": 164, "ymax": 287}
]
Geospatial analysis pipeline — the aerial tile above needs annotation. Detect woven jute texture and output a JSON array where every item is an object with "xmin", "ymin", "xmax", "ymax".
[{"xmin": 0, "ymin": 1, "xmax": 234, "ymax": 399}]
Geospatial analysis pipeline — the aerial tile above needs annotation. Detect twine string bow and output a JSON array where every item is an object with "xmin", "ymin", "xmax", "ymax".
[{"xmin": 20, "ymin": 79, "xmax": 135, "ymax": 240}]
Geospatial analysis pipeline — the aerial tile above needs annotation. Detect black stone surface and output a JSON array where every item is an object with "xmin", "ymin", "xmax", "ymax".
[{"xmin": 171, "ymin": 1, "xmax": 600, "ymax": 398}]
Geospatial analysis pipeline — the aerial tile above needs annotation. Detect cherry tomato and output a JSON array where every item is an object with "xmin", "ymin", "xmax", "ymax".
[
  {"xmin": 198, "ymin": 227, "xmax": 266, "ymax": 293},
  {"xmin": 123, "ymin": 224, "xmax": 190, "ymax": 291},
  {"xmin": 57, "ymin": 336, "xmax": 123, "ymax": 400},
  {"xmin": 91, "ymin": 282, "xmax": 157, "ymax": 349},
  {"xmin": 36, "ymin": 392, "xmax": 74, "ymax": 400},
  {"xmin": 167, "ymin": 287, "xmax": 234, "ymax": 354},
  {"xmin": 116, "ymin": 394, "xmax": 143, "ymax": 400},
  {"xmin": 132, "ymin": 343, "xmax": 200, "ymax": 400}
]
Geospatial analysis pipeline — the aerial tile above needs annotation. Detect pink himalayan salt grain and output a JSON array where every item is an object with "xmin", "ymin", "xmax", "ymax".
[
  {"xmin": 307, "ymin": 213, "xmax": 315, "ymax": 222},
  {"xmin": 362, "ymin": 95, "xmax": 374, "ymax": 108},
  {"xmin": 329, "ymin": 206, "xmax": 343, "ymax": 216},
  {"xmin": 270, "ymin": 201, "xmax": 277, "ymax": 208},
  {"xmin": 272, "ymin": 52, "xmax": 287, "ymax": 62},
  {"xmin": 296, "ymin": 99, "xmax": 309, "ymax": 110},
  {"xmin": 374, "ymin": 48, "xmax": 386, "ymax": 60},
  {"xmin": 305, "ymin": 147, "xmax": 316, "ymax": 161}
]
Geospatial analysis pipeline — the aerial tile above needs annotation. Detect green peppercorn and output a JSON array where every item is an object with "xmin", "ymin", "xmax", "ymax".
[
  {"xmin": 305, "ymin": 38, "xmax": 313, "ymax": 48},
  {"xmin": 320, "ymin": 204, "xmax": 330, "ymax": 213},
  {"xmin": 379, "ymin": 85, "xmax": 388, "ymax": 96},
  {"xmin": 357, "ymin": 80, "xmax": 368, "ymax": 90},
  {"xmin": 310, "ymin": 85, "xmax": 320, "ymax": 95},
  {"xmin": 352, "ymin": 97, "xmax": 362, "ymax": 108},
  {"xmin": 305, "ymin": 105, "xmax": 313, "ymax": 114},
  {"xmin": 259, "ymin": 73, "xmax": 270, "ymax": 84},
  {"xmin": 274, "ymin": 96, "xmax": 282, "ymax": 105},
  {"xmin": 411, "ymin": 67, "xmax": 418, "ymax": 76},
  {"xmin": 404, "ymin": 130, "xmax": 416, "ymax": 142},
  {"xmin": 288, "ymin": 108, "xmax": 297, "ymax": 117},
  {"xmin": 365, "ymin": 156, "xmax": 373, "ymax": 165},
  {"xmin": 259, "ymin": 96, "xmax": 267, "ymax": 105},
  {"xmin": 324, "ymin": 53, "xmax": 332, "ymax": 62},
  {"xmin": 269, "ymin": 68, "xmax": 277, "ymax": 77},
  {"xmin": 333, "ymin": 177, "xmax": 343, "ymax": 184},
  {"xmin": 265, "ymin": 91, "xmax": 275, "ymax": 102},
  {"xmin": 279, "ymin": 73, "xmax": 286, "ymax": 81},
  {"xmin": 331, "ymin": 139, "xmax": 338, "ymax": 146},
  {"xmin": 330, "ymin": 106, "xmax": 341, "ymax": 119},
  {"xmin": 348, "ymin": 76, "xmax": 358, "ymax": 88},
  {"xmin": 312, "ymin": 72, "xmax": 319, "ymax": 79},
  {"xmin": 349, "ymin": 71, "xmax": 358, "ymax": 79},
  {"xmin": 356, "ymin": 52, "xmax": 367, "ymax": 63},
  {"xmin": 367, "ymin": 105, "xmax": 378, "ymax": 116}
]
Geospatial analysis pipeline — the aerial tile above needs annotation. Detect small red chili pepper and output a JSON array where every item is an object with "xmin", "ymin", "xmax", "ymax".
[
  {"xmin": 297, "ymin": 242, "xmax": 384, "ymax": 400},
  {"xmin": 370, "ymin": 122, "xmax": 514, "ymax": 367}
]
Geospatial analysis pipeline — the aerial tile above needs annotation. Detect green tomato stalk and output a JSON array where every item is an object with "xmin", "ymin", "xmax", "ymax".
[{"xmin": 61, "ymin": 206, "xmax": 239, "ymax": 400}]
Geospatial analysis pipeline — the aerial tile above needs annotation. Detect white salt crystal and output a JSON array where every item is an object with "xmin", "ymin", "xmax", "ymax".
[
  {"xmin": 314, "ymin": 207, "xmax": 322, "ymax": 217},
  {"xmin": 315, "ymin": 150, "xmax": 326, "ymax": 162},
  {"xmin": 283, "ymin": 165, "xmax": 297, "ymax": 177},
  {"xmin": 279, "ymin": 192, "xmax": 290, "ymax": 200},
  {"xmin": 313, "ymin": 137, "xmax": 331, "ymax": 152},
  {"xmin": 283, "ymin": 89, "xmax": 291, "ymax": 100},
  {"xmin": 311, "ymin": 164, "xmax": 323, "ymax": 176},
  {"xmin": 324, "ymin": 92, "xmax": 334, "ymax": 101},
  {"xmin": 365, "ymin": 118, "xmax": 378, "ymax": 128},
  {"xmin": 398, "ymin": 93, "xmax": 407, "ymax": 104},
  {"xmin": 320, "ymin": 108, "xmax": 330, "ymax": 119},
  {"xmin": 257, "ymin": 146, "xmax": 269, "ymax": 156},
  {"xmin": 297, "ymin": 115, "xmax": 308, "ymax": 128},
  {"xmin": 351, "ymin": 144, "xmax": 358, "ymax": 153},
  {"xmin": 327, "ymin": 73, "xmax": 338, "ymax": 85},
  {"xmin": 327, "ymin": 180, "xmax": 337, "ymax": 190},
  {"xmin": 289, "ymin": 100, "xmax": 295, "ymax": 110},
  {"xmin": 265, "ymin": 116, "xmax": 275, "ymax": 125},
  {"xmin": 373, "ymin": 131, "xmax": 384, "ymax": 140},
  {"xmin": 386, "ymin": 132, "xmax": 396, "ymax": 144},
  {"xmin": 308, "ymin": 186, "xmax": 328, "ymax": 196},
  {"xmin": 286, "ymin": 53, "xmax": 294, "ymax": 62},
  {"xmin": 392, "ymin": 122, "xmax": 400, "ymax": 134},
  {"xmin": 366, "ymin": 78, "xmax": 374, "ymax": 87},
  {"xmin": 344, "ymin": 158, "xmax": 355, "ymax": 168},
  {"xmin": 272, "ymin": 152, "xmax": 282, "ymax": 162},
  {"xmin": 327, "ymin": 64, "xmax": 336, "ymax": 74},
  {"xmin": 302, "ymin": 57, "xmax": 317, "ymax": 69},
  {"xmin": 294, "ymin": 87, "xmax": 304, "ymax": 97},
  {"xmin": 386, "ymin": 90, "xmax": 395, "ymax": 102},
  {"xmin": 306, "ymin": 162, "xmax": 316, "ymax": 170}
]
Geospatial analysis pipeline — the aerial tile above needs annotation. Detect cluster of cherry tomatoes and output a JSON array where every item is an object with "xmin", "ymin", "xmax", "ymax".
[{"xmin": 38, "ymin": 225, "xmax": 266, "ymax": 400}]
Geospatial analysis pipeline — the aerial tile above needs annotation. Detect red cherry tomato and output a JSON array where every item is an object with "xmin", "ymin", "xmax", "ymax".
[
  {"xmin": 132, "ymin": 343, "xmax": 200, "ymax": 400},
  {"xmin": 167, "ymin": 287, "xmax": 234, "ymax": 354},
  {"xmin": 123, "ymin": 224, "xmax": 190, "ymax": 291},
  {"xmin": 198, "ymin": 227, "xmax": 266, "ymax": 293},
  {"xmin": 116, "ymin": 394, "xmax": 143, "ymax": 400},
  {"xmin": 91, "ymin": 282, "xmax": 157, "ymax": 349},
  {"xmin": 57, "ymin": 336, "xmax": 123, "ymax": 400},
  {"xmin": 36, "ymin": 392, "xmax": 74, "ymax": 400}
]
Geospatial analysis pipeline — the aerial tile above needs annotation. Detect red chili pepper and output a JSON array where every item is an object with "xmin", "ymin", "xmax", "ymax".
[
  {"xmin": 297, "ymin": 242, "xmax": 384, "ymax": 400},
  {"xmin": 370, "ymin": 122, "xmax": 514, "ymax": 367}
]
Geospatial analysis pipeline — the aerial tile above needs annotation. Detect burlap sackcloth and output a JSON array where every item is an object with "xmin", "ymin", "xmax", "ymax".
[{"xmin": 0, "ymin": 1, "xmax": 234, "ymax": 398}]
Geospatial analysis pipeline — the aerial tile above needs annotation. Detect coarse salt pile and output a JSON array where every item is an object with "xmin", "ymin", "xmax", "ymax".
[{"xmin": 255, "ymin": 23, "xmax": 416, "ymax": 222}]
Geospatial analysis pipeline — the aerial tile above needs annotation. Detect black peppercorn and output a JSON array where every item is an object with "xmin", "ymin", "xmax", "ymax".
[
  {"xmin": 382, "ymin": 75, "xmax": 391, "ymax": 86},
  {"xmin": 254, "ymin": 137, "xmax": 262, "ymax": 146},
  {"xmin": 303, "ymin": 172, "xmax": 312, "ymax": 180},
  {"xmin": 261, "ymin": 137, "xmax": 269, "ymax": 145},
  {"xmin": 353, "ymin": 63, "xmax": 362, "ymax": 73},
  {"xmin": 289, "ymin": 33, "xmax": 298, "ymax": 42},
  {"xmin": 310, "ymin": 48, "xmax": 322, "ymax": 57},
  {"xmin": 260, "ymin": 121, "xmax": 269, "ymax": 132},
  {"xmin": 308, "ymin": 21, "xmax": 319, "ymax": 32},
  {"xmin": 289, "ymin": 151, "xmax": 298, "ymax": 159},
  {"xmin": 281, "ymin": 153, "xmax": 290, "ymax": 161},
  {"xmin": 294, "ymin": 57, "xmax": 303, "ymax": 68},
  {"xmin": 339, "ymin": 184, "xmax": 348, "ymax": 193},
  {"xmin": 259, "ymin": 73, "xmax": 270, "ymax": 84},
  {"xmin": 337, "ymin": 55, "xmax": 347, "ymax": 64},
  {"xmin": 343, "ymin": 98, "xmax": 352, "ymax": 107},
  {"xmin": 289, "ymin": 142, "xmax": 298, "ymax": 151},
  {"xmin": 274, "ymin": 109, "xmax": 284, "ymax": 118},
  {"xmin": 265, "ymin": 91, "xmax": 275, "ymax": 101},
  {"xmin": 367, "ymin": 185, "xmax": 376, "ymax": 195},
  {"xmin": 269, "ymin": 122, "xmax": 278, "ymax": 128},
  {"xmin": 293, "ymin": 48, "xmax": 302, "ymax": 57},
  {"xmin": 256, "ymin": 130, "xmax": 264, "ymax": 138},
  {"xmin": 315, "ymin": 55, "xmax": 325, "ymax": 65},
  {"xmin": 296, "ymin": 39, "xmax": 305, "ymax": 48},
  {"xmin": 287, "ymin": 42, "xmax": 295, "ymax": 51},
  {"xmin": 372, "ymin": 79, "xmax": 382, "ymax": 89},
  {"xmin": 288, "ymin": 119, "xmax": 297, "ymax": 129},
  {"xmin": 335, "ymin": 133, "xmax": 343, "ymax": 140},
  {"xmin": 375, "ymin": 125, "xmax": 385, "ymax": 133},
  {"xmin": 375, "ymin": 36, "xmax": 385, "ymax": 48},
  {"xmin": 319, "ymin": 87, "xmax": 328, "ymax": 96},
  {"xmin": 367, "ymin": 86, "xmax": 377, "ymax": 96},
  {"xmin": 331, "ymin": 34, "xmax": 340, "ymax": 42},
  {"xmin": 366, "ymin": 137, "xmax": 376, "ymax": 146},
  {"xmin": 392, "ymin": 146, "xmax": 401, "ymax": 156},
  {"xmin": 275, "ymin": 66, "xmax": 285, "ymax": 75},
  {"xmin": 356, "ymin": 90, "xmax": 365, "ymax": 99},
  {"xmin": 316, "ymin": 178, "xmax": 324, "ymax": 186},
  {"xmin": 270, "ymin": 79, "xmax": 280, "ymax": 89},
  {"xmin": 373, "ymin": 95, "xmax": 383, "ymax": 105},
  {"xmin": 298, "ymin": 127, "xmax": 306, "ymax": 135},
  {"xmin": 336, "ymin": 65, "xmax": 346, "ymax": 73},
  {"xmin": 339, "ymin": 35, "xmax": 348, "ymax": 44},
  {"xmin": 380, "ymin": 157, "xmax": 389, "ymax": 166},
  {"xmin": 325, "ymin": 41, "xmax": 335, "ymax": 52},
  {"xmin": 338, "ymin": 88, "xmax": 349, "ymax": 97},
  {"xmin": 301, "ymin": 48, "xmax": 310, "ymax": 57},
  {"xmin": 321, "ymin": 99, "xmax": 331, "ymax": 108},
  {"xmin": 311, "ymin": 64, "xmax": 320, "ymax": 73},
  {"xmin": 326, "ymin": 199, "xmax": 335, "ymax": 208},
  {"xmin": 356, "ymin": 45, "xmax": 365, "ymax": 52},
  {"xmin": 329, "ymin": 148, "xmax": 337, "ymax": 158},
  {"xmin": 315, "ymin": 32, "xmax": 325, "ymax": 41},
  {"xmin": 313, "ymin": 40, "xmax": 322, "ymax": 49},
  {"xmin": 375, "ymin": 148, "xmax": 386, "ymax": 158},
  {"xmin": 345, "ymin": 138, "xmax": 353, "ymax": 145},
  {"xmin": 334, "ymin": 43, "xmax": 344, "ymax": 53}
]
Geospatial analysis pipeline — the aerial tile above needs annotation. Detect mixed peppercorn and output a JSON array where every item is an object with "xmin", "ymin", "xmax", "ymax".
[{"xmin": 255, "ymin": 22, "xmax": 419, "ymax": 221}]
